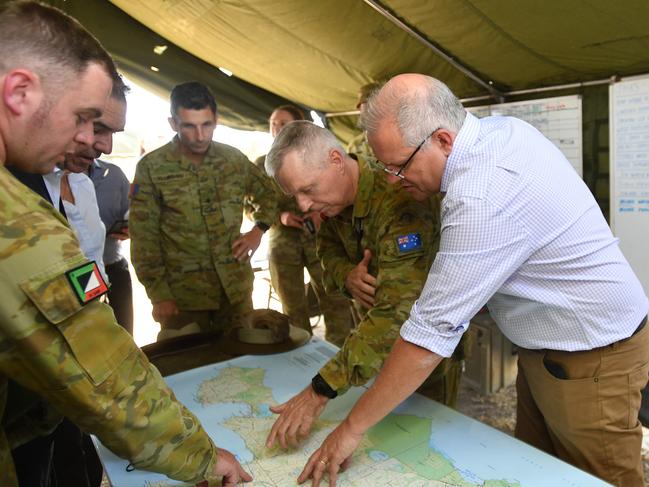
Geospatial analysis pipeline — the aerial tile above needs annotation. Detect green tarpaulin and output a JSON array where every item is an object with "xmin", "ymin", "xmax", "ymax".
[{"xmin": 45, "ymin": 0, "xmax": 649, "ymax": 136}]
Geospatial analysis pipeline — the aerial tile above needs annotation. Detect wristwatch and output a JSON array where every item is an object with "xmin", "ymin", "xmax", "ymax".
[
  {"xmin": 311, "ymin": 373, "xmax": 338, "ymax": 399},
  {"xmin": 255, "ymin": 222, "xmax": 270, "ymax": 232}
]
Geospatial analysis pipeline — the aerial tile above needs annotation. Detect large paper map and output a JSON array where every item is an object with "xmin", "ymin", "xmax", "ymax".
[{"xmin": 96, "ymin": 339, "xmax": 610, "ymax": 486}]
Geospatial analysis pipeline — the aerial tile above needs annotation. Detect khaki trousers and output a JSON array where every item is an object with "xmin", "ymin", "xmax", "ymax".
[{"xmin": 515, "ymin": 320, "xmax": 649, "ymax": 486}]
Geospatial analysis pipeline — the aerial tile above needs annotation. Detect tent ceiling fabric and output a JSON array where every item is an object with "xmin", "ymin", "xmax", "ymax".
[
  {"xmin": 45, "ymin": 0, "xmax": 293, "ymax": 131},
  {"xmin": 110, "ymin": 0, "xmax": 649, "ymax": 117}
]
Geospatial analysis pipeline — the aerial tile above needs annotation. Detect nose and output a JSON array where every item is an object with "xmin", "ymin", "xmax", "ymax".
[
  {"xmin": 196, "ymin": 126, "xmax": 205, "ymax": 142},
  {"xmin": 295, "ymin": 194, "xmax": 312, "ymax": 213},
  {"xmin": 74, "ymin": 122, "xmax": 95, "ymax": 147},
  {"xmin": 94, "ymin": 134, "xmax": 113, "ymax": 156}
]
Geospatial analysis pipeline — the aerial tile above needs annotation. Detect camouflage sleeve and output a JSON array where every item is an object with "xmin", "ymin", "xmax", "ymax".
[
  {"xmin": 319, "ymin": 202, "xmax": 438, "ymax": 394},
  {"xmin": 0, "ymin": 204, "xmax": 218, "ymax": 483},
  {"xmin": 316, "ymin": 219, "xmax": 355, "ymax": 297},
  {"xmin": 243, "ymin": 155, "xmax": 266, "ymax": 220},
  {"xmin": 245, "ymin": 155, "xmax": 280, "ymax": 227},
  {"xmin": 129, "ymin": 158, "xmax": 173, "ymax": 303}
]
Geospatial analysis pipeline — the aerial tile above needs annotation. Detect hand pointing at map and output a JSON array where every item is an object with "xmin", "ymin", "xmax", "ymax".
[
  {"xmin": 297, "ymin": 419, "xmax": 360, "ymax": 486},
  {"xmin": 266, "ymin": 385, "xmax": 329, "ymax": 449},
  {"xmin": 198, "ymin": 447, "xmax": 252, "ymax": 487},
  {"xmin": 297, "ymin": 338, "xmax": 442, "ymax": 486}
]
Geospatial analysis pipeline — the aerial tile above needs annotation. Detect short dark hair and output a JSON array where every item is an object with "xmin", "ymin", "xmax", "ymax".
[
  {"xmin": 273, "ymin": 105, "xmax": 306, "ymax": 121},
  {"xmin": 170, "ymin": 81, "xmax": 217, "ymax": 116},
  {"xmin": 110, "ymin": 74, "xmax": 130, "ymax": 104},
  {"xmin": 0, "ymin": 1, "xmax": 120, "ymax": 92}
]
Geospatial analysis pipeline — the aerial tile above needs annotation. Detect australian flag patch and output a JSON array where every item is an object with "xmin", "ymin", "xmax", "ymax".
[{"xmin": 396, "ymin": 233, "xmax": 422, "ymax": 253}]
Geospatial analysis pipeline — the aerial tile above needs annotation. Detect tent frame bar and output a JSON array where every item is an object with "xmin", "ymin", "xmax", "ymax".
[
  {"xmin": 460, "ymin": 76, "xmax": 616, "ymax": 104},
  {"xmin": 325, "ymin": 75, "xmax": 618, "ymax": 118},
  {"xmin": 362, "ymin": 0, "xmax": 504, "ymax": 99}
]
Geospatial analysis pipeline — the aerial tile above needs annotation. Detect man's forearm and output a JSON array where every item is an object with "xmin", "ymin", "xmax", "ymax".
[{"xmin": 345, "ymin": 337, "xmax": 442, "ymax": 434}]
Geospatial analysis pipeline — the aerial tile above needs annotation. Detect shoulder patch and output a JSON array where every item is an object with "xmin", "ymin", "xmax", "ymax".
[
  {"xmin": 396, "ymin": 233, "xmax": 422, "ymax": 253},
  {"xmin": 65, "ymin": 261, "xmax": 108, "ymax": 305},
  {"xmin": 129, "ymin": 183, "xmax": 139, "ymax": 198}
]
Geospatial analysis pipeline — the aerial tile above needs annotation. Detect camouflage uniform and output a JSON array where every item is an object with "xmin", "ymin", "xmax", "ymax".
[
  {"xmin": 130, "ymin": 139, "xmax": 278, "ymax": 333},
  {"xmin": 346, "ymin": 131, "xmax": 377, "ymax": 167},
  {"xmin": 253, "ymin": 156, "xmax": 353, "ymax": 347},
  {"xmin": 316, "ymin": 158, "xmax": 465, "ymax": 406},
  {"xmin": 0, "ymin": 167, "xmax": 218, "ymax": 486}
]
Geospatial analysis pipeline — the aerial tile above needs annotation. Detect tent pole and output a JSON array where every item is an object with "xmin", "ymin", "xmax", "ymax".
[{"xmin": 362, "ymin": 0, "xmax": 504, "ymax": 100}]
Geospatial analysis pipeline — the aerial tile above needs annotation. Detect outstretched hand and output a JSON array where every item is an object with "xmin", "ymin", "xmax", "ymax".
[
  {"xmin": 266, "ymin": 385, "xmax": 329, "ymax": 449},
  {"xmin": 297, "ymin": 419, "xmax": 362, "ymax": 487},
  {"xmin": 196, "ymin": 447, "xmax": 253, "ymax": 487}
]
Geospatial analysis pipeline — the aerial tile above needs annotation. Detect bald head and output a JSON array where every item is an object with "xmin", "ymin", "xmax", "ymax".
[{"xmin": 361, "ymin": 74, "xmax": 466, "ymax": 147}]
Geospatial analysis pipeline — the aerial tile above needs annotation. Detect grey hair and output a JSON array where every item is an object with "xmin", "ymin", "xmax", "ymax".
[
  {"xmin": 361, "ymin": 76, "xmax": 466, "ymax": 147},
  {"xmin": 265, "ymin": 120, "xmax": 345, "ymax": 179}
]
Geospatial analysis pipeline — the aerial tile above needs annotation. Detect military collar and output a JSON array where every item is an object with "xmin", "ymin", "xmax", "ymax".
[
  {"xmin": 165, "ymin": 136, "xmax": 221, "ymax": 170},
  {"xmin": 352, "ymin": 157, "xmax": 375, "ymax": 220}
]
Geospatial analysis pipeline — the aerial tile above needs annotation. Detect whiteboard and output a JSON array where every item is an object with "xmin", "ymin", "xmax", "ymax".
[
  {"xmin": 466, "ymin": 95, "xmax": 583, "ymax": 176},
  {"xmin": 610, "ymin": 75, "xmax": 649, "ymax": 295}
]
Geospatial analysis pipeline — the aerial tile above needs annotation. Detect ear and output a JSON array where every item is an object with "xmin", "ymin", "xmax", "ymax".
[
  {"xmin": 328, "ymin": 148, "xmax": 346, "ymax": 171},
  {"xmin": 2, "ymin": 69, "xmax": 43, "ymax": 117},
  {"xmin": 434, "ymin": 129, "xmax": 455, "ymax": 157},
  {"xmin": 168, "ymin": 116, "xmax": 178, "ymax": 132}
]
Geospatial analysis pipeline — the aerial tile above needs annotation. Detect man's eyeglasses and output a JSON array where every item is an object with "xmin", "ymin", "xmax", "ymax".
[{"xmin": 379, "ymin": 130, "xmax": 437, "ymax": 180}]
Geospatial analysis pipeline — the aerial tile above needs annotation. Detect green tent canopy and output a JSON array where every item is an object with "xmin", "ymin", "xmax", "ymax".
[{"xmin": 48, "ymin": 0, "xmax": 649, "ymax": 136}]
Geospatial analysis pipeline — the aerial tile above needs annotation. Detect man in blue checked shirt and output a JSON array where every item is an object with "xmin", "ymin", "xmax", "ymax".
[{"xmin": 298, "ymin": 74, "xmax": 649, "ymax": 487}]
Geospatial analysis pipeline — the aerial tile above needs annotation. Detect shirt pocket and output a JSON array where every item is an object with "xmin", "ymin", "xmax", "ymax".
[
  {"xmin": 164, "ymin": 195, "xmax": 202, "ymax": 231},
  {"xmin": 20, "ymin": 258, "xmax": 133, "ymax": 387}
]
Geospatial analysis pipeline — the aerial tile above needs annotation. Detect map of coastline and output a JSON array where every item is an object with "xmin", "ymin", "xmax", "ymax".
[
  {"xmin": 195, "ymin": 365, "xmax": 516, "ymax": 486},
  {"xmin": 95, "ymin": 339, "xmax": 611, "ymax": 487}
]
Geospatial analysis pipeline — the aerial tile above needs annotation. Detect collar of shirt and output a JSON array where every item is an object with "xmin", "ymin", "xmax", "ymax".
[
  {"xmin": 88, "ymin": 159, "xmax": 102, "ymax": 179},
  {"xmin": 440, "ymin": 112, "xmax": 480, "ymax": 194},
  {"xmin": 167, "ymin": 136, "xmax": 220, "ymax": 172}
]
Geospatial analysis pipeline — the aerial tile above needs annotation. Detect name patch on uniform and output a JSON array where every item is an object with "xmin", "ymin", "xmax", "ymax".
[
  {"xmin": 65, "ymin": 261, "xmax": 108, "ymax": 305},
  {"xmin": 396, "ymin": 233, "xmax": 422, "ymax": 253}
]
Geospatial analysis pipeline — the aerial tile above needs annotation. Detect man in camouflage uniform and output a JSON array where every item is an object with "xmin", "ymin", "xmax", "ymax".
[
  {"xmin": 263, "ymin": 121, "xmax": 465, "ymax": 449},
  {"xmin": 253, "ymin": 105, "xmax": 353, "ymax": 346},
  {"xmin": 130, "ymin": 82, "xmax": 279, "ymax": 340},
  {"xmin": 0, "ymin": 3, "xmax": 250, "ymax": 486}
]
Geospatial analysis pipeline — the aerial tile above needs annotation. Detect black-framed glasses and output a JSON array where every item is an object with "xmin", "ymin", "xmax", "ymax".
[{"xmin": 379, "ymin": 129, "xmax": 437, "ymax": 180}]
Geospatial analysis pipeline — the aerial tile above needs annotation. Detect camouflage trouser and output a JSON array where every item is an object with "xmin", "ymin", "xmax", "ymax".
[
  {"xmin": 162, "ymin": 293, "xmax": 253, "ymax": 335},
  {"xmin": 269, "ymin": 250, "xmax": 353, "ymax": 348},
  {"xmin": 416, "ymin": 357, "xmax": 463, "ymax": 408},
  {"xmin": 416, "ymin": 334, "xmax": 471, "ymax": 408}
]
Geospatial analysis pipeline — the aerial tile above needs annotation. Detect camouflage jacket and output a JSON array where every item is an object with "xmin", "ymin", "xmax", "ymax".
[
  {"xmin": 317, "ymin": 158, "xmax": 442, "ymax": 394},
  {"xmin": 0, "ymin": 167, "xmax": 217, "ymax": 486},
  {"xmin": 130, "ymin": 139, "xmax": 279, "ymax": 309},
  {"xmin": 252, "ymin": 155, "xmax": 316, "ymax": 263},
  {"xmin": 346, "ymin": 131, "xmax": 377, "ymax": 166}
]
